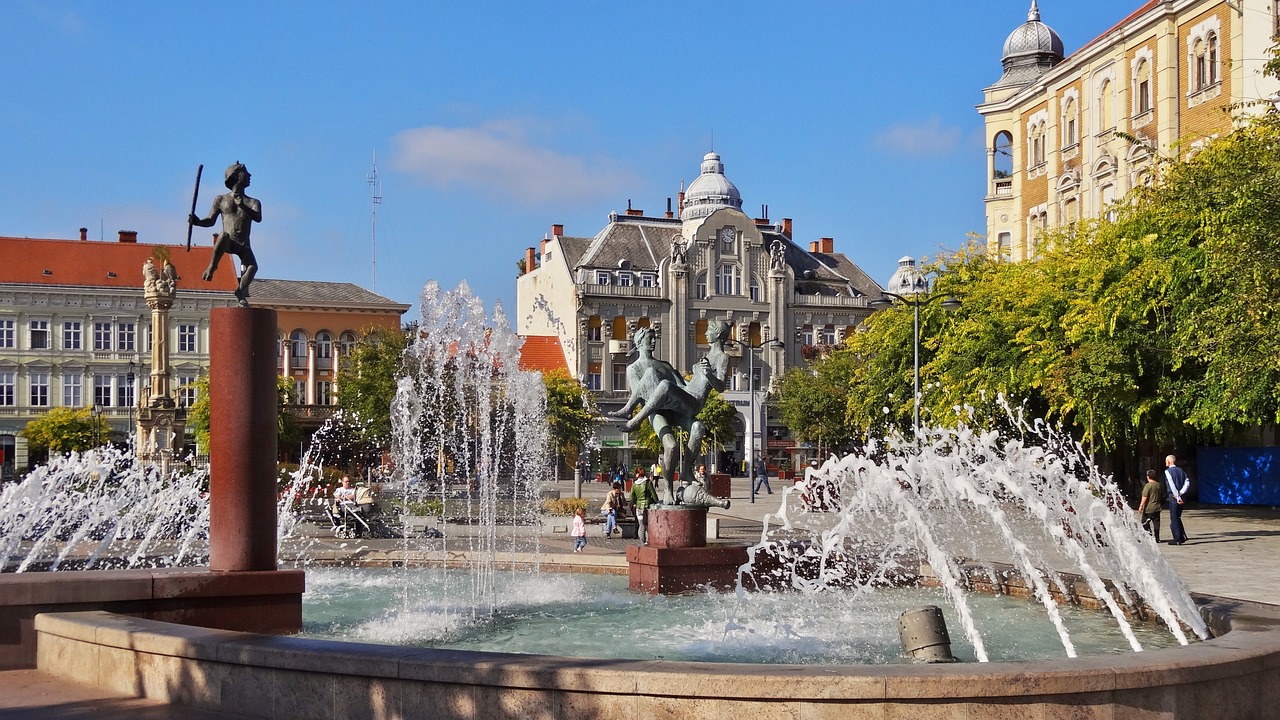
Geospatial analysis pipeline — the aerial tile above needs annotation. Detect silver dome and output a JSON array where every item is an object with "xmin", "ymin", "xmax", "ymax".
[
  {"xmin": 1002, "ymin": 1, "xmax": 1064, "ymax": 59},
  {"xmin": 886, "ymin": 256, "xmax": 928, "ymax": 297},
  {"xmin": 990, "ymin": 1, "xmax": 1064, "ymax": 89},
  {"xmin": 680, "ymin": 151, "xmax": 744, "ymax": 221}
]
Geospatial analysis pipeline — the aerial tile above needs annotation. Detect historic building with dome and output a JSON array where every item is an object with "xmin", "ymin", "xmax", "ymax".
[
  {"xmin": 516, "ymin": 151, "xmax": 883, "ymax": 472},
  {"xmin": 979, "ymin": 0, "xmax": 1279, "ymax": 261}
]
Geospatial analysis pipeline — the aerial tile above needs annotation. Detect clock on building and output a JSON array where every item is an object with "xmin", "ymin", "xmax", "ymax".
[{"xmin": 719, "ymin": 227, "xmax": 735, "ymax": 246}]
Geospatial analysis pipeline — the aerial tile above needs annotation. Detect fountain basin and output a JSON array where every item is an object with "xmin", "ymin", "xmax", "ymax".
[{"xmin": 32, "ymin": 595, "xmax": 1280, "ymax": 719}]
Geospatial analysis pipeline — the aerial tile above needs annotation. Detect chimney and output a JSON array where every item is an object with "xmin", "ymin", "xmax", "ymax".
[
  {"xmin": 677, "ymin": 190, "xmax": 685, "ymax": 213},
  {"xmin": 79, "ymin": 227, "xmax": 88, "ymax": 241},
  {"xmin": 541, "ymin": 238, "xmax": 549, "ymax": 255},
  {"xmin": 118, "ymin": 230, "xmax": 138, "ymax": 243},
  {"xmin": 551, "ymin": 223, "xmax": 564, "ymax": 237},
  {"xmin": 820, "ymin": 237, "xmax": 834, "ymax": 253},
  {"xmin": 665, "ymin": 198, "xmax": 674, "ymax": 219},
  {"xmin": 782, "ymin": 218, "xmax": 793, "ymax": 237},
  {"xmin": 524, "ymin": 247, "xmax": 537, "ymax": 275},
  {"xmin": 809, "ymin": 241, "xmax": 820, "ymax": 252},
  {"xmin": 754, "ymin": 204, "xmax": 770, "ymax": 225},
  {"xmin": 625, "ymin": 199, "xmax": 643, "ymax": 217}
]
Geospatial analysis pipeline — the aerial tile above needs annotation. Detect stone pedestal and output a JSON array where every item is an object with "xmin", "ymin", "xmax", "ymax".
[
  {"xmin": 708, "ymin": 472, "xmax": 731, "ymax": 499},
  {"xmin": 209, "ymin": 307, "xmax": 279, "ymax": 572},
  {"xmin": 628, "ymin": 507, "xmax": 749, "ymax": 594}
]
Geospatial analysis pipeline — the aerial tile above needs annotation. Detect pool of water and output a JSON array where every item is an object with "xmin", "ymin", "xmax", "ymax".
[{"xmin": 299, "ymin": 567, "xmax": 1187, "ymax": 664}]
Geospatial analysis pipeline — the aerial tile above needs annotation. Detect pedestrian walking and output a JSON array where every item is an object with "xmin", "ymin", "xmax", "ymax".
[
  {"xmin": 1137, "ymin": 469, "xmax": 1165, "ymax": 543},
  {"xmin": 753, "ymin": 457, "xmax": 773, "ymax": 495},
  {"xmin": 629, "ymin": 466, "xmax": 659, "ymax": 545},
  {"xmin": 1165, "ymin": 455, "xmax": 1191, "ymax": 545},
  {"xmin": 571, "ymin": 508, "xmax": 587, "ymax": 552}
]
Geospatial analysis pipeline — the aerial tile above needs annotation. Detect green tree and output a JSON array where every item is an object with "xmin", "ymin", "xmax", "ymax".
[
  {"xmin": 542, "ymin": 368, "xmax": 595, "ymax": 478},
  {"xmin": 336, "ymin": 324, "xmax": 409, "ymax": 452},
  {"xmin": 19, "ymin": 407, "xmax": 110, "ymax": 454},
  {"xmin": 775, "ymin": 348, "xmax": 861, "ymax": 450}
]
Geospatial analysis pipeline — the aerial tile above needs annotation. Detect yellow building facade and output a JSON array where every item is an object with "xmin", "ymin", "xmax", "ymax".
[{"xmin": 979, "ymin": 0, "xmax": 1279, "ymax": 261}]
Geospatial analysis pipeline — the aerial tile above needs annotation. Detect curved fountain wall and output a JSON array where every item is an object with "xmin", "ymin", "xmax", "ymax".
[{"xmin": 31, "ymin": 592, "xmax": 1280, "ymax": 720}]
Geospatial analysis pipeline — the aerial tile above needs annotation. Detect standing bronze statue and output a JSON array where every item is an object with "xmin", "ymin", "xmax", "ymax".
[
  {"xmin": 612, "ymin": 320, "xmax": 732, "ymax": 508},
  {"xmin": 190, "ymin": 162, "xmax": 261, "ymax": 306}
]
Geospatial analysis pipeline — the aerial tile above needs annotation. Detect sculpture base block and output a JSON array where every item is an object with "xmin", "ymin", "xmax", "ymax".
[
  {"xmin": 648, "ymin": 506, "xmax": 707, "ymax": 549},
  {"xmin": 626, "ymin": 545, "xmax": 749, "ymax": 595}
]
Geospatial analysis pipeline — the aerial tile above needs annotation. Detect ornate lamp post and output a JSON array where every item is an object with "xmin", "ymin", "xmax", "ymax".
[{"xmin": 868, "ymin": 257, "xmax": 961, "ymax": 443}]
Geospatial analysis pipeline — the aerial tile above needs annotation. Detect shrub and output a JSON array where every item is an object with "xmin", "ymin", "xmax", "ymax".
[{"xmin": 541, "ymin": 497, "xmax": 589, "ymax": 516}]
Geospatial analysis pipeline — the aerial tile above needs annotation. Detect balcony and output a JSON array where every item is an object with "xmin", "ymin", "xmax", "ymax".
[
  {"xmin": 791, "ymin": 294, "xmax": 870, "ymax": 309},
  {"xmin": 580, "ymin": 284, "xmax": 662, "ymax": 299}
]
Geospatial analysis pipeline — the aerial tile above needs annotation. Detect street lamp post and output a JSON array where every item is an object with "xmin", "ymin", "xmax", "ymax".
[
  {"xmin": 868, "ymin": 287, "xmax": 961, "ymax": 443},
  {"xmin": 127, "ymin": 361, "xmax": 136, "ymax": 449},
  {"xmin": 737, "ymin": 337, "xmax": 785, "ymax": 504}
]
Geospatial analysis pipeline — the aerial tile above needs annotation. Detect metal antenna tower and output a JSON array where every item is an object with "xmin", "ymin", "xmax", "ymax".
[{"xmin": 368, "ymin": 153, "xmax": 383, "ymax": 291}]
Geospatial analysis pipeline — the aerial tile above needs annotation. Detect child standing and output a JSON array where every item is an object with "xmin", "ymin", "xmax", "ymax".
[{"xmin": 571, "ymin": 507, "xmax": 587, "ymax": 553}]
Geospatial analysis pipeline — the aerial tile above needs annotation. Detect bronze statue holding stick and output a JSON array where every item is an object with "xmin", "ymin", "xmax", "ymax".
[{"xmin": 189, "ymin": 161, "xmax": 261, "ymax": 306}]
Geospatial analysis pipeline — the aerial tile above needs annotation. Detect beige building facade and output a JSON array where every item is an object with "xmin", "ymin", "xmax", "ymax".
[{"xmin": 979, "ymin": 0, "xmax": 1280, "ymax": 261}]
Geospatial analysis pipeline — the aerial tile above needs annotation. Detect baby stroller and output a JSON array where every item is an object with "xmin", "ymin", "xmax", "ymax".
[{"xmin": 326, "ymin": 485, "xmax": 376, "ymax": 538}]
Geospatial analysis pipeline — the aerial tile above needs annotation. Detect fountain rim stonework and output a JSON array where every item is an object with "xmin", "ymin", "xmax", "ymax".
[{"xmin": 27, "ymin": 589, "xmax": 1280, "ymax": 718}]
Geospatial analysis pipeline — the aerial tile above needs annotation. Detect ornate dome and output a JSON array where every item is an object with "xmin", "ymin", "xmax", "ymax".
[
  {"xmin": 886, "ymin": 256, "xmax": 928, "ymax": 297},
  {"xmin": 991, "ymin": 1, "xmax": 1064, "ymax": 89},
  {"xmin": 680, "ymin": 152, "xmax": 743, "ymax": 222}
]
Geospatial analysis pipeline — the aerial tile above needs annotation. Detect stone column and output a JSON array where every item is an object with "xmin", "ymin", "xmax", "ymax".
[
  {"xmin": 306, "ymin": 340, "xmax": 317, "ymax": 405},
  {"xmin": 209, "ymin": 307, "xmax": 279, "ymax": 572}
]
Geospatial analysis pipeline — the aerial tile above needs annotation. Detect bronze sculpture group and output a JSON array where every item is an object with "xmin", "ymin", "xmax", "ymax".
[{"xmin": 611, "ymin": 320, "xmax": 732, "ymax": 509}]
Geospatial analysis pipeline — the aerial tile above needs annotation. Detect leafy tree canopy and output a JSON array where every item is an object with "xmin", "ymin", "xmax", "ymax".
[{"xmin": 19, "ymin": 407, "xmax": 110, "ymax": 454}]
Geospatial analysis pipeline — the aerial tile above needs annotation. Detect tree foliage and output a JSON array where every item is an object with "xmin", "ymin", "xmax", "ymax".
[
  {"xmin": 335, "ymin": 324, "xmax": 409, "ymax": 452},
  {"xmin": 775, "ymin": 110, "xmax": 1280, "ymax": 456},
  {"xmin": 19, "ymin": 407, "xmax": 110, "ymax": 454},
  {"xmin": 542, "ymin": 368, "xmax": 595, "ymax": 465}
]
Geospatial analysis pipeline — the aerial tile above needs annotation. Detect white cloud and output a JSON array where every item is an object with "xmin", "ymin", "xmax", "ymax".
[
  {"xmin": 390, "ymin": 121, "xmax": 635, "ymax": 206},
  {"xmin": 873, "ymin": 117, "xmax": 963, "ymax": 157}
]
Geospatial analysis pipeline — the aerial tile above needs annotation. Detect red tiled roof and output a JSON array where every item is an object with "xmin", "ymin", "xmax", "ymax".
[
  {"xmin": 1073, "ymin": 1, "xmax": 1161, "ymax": 58},
  {"xmin": 518, "ymin": 335, "xmax": 568, "ymax": 374},
  {"xmin": 0, "ymin": 235, "xmax": 239, "ymax": 291}
]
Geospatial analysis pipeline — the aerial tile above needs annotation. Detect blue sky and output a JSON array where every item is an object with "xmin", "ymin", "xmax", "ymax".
[{"xmin": 1, "ymin": 1, "xmax": 1132, "ymax": 324}]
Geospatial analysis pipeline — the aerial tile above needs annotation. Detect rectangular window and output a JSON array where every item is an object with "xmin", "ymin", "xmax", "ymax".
[
  {"xmin": 586, "ymin": 363, "xmax": 602, "ymax": 391},
  {"xmin": 595, "ymin": 271, "xmax": 611, "ymax": 285},
  {"xmin": 116, "ymin": 376, "xmax": 133, "ymax": 409},
  {"xmin": 749, "ymin": 280, "xmax": 760, "ymax": 302},
  {"xmin": 63, "ymin": 321, "xmax": 82, "ymax": 350},
  {"xmin": 94, "ymin": 374, "xmax": 113, "ymax": 407},
  {"xmin": 293, "ymin": 380, "xmax": 306, "ymax": 403},
  {"xmin": 316, "ymin": 381, "xmax": 332, "ymax": 405},
  {"xmin": 820, "ymin": 327, "xmax": 836, "ymax": 345},
  {"xmin": 117, "ymin": 322, "xmax": 136, "ymax": 352},
  {"xmin": 29, "ymin": 371, "xmax": 50, "ymax": 407},
  {"xmin": 617, "ymin": 273, "xmax": 633, "ymax": 287},
  {"xmin": 588, "ymin": 325, "xmax": 601, "ymax": 342},
  {"xmin": 612, "ymin": 363, "xmax": 626, "ymax": 390},
  {"xmin": 177, "ymin": 374, "xmax": 197, "ymax": 408},
  {"xmin": 0, "ymin": 372, "xmax": 14, "ymax": 406},
  {"xmin": 63, "ymin": 374, "xmax": 82, "ymax": 407},
  {"xmin": 799, "ymin": 328, "xmax": 814, "ymax": 346},
  {"xmin": 29, "ymin": 320, "xmax": 49, "ymax": 350},
  {"xmin": 1138, "ymin": 80, "xmax": 1151, "ymax": 114},
  {"xmin": 178, "ymin": 324, "xmax": 197, "ymax": 353},
  {"xmin": 93, "ymin": 322, "xmax": 113, "ymax": 351},
  {"xmin": 639, "ymin": 273, "xmax": 655, "ymax": 288},
  {"xmin": 0, "ymin": 319, "xmax": 14, "ymax": 348}
]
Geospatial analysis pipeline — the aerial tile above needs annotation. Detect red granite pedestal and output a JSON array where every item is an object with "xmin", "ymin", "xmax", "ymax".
[{"xmin": 627, "ymin": 507, "xmax": 749, "ymax": 595}]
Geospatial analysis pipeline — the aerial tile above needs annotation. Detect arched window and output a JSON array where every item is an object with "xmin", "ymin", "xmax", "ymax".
[
  {"xmin": 1207, "ymin": 32, "xmax": 1219, "ymax": 85},
  {"xmin": 695, "ymin": 272, "xmax": 708, "ymax": 300},
  {"xmin": 588, "ymin": 315, "xmax": 602, "ymax": 342},
  {"xmin": 289, "ymin": 330, "xmax": 308, "ymax": 361},
  {"xmin": 715, "ymin": 264, "xmax": 741, "ymax": 296},
  {"xmin": 315, "ymin": 331, "xmax": 333, "ymax": 359},
  {"xmin": 1133, "ymin": 56, "xmax": 1152, "ymax": 116},
  {"xmin": 1061, "ymin": 93, "xmax": 1079, "ymax": 147},
  {"xmin": 339, "ymin": 331, "xmax": 357, "ymax": 354},
  {"xmin": 1099, "ymin": 78, "xmax": 1113, "ymax": 132},
  {"xmin": 749, "ymin": 275, "xmax": 761, "ymax": 301},
  {"xmin": 993, "ymin": 131, "xmax": 1013, "ymax": 178}
]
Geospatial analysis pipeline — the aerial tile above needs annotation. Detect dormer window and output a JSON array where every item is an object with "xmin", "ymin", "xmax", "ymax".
[
  {"xmin": 596, "ymin": 270, "xmax": 611, "ymax": 285},
  {"xmin": 639, "ymin": 273, "xmax": 656, "ymax": 288},
  {"xmin": 617, "ymin": 272, "xmax": 633, "ymax": 287}
]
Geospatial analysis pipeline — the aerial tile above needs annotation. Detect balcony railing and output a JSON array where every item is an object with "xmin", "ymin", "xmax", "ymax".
[
  {"xmin": 580, "ymin": 284, "xmax": 663, "ymax": 299},
  {"xmin": 791, "ymin": 294, "xmax": 870, "ymax": 308}
]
